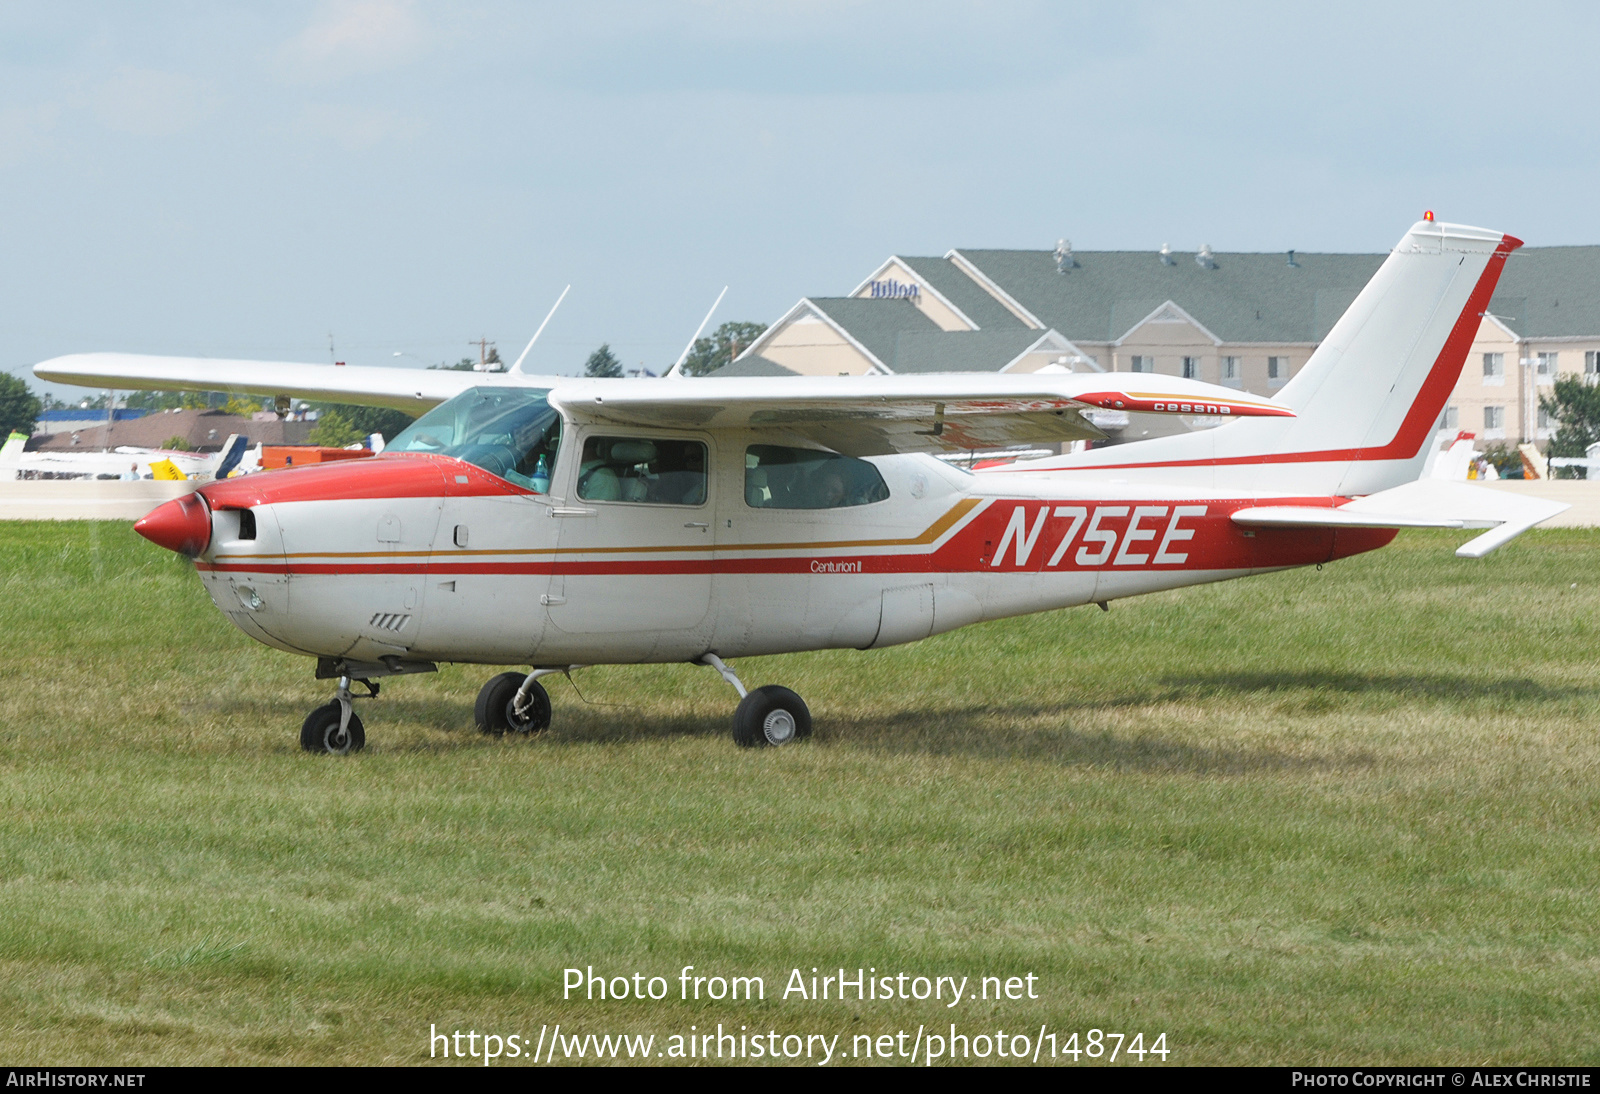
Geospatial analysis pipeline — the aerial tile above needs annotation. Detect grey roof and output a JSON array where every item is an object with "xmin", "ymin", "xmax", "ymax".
[
  {"xmin": 888, "ymin": 329, "xmax": 1053, "ymax": 374},
  {"xmin": 896, "ymin": 255, "xmax": 1029, "ymax": 331},
  {"xmin": 28, "ymin": 408, "xmax": 312, "ymax": 451},
  {"xmin": 806, "ymin": 297, "xmax": 943, "ymax": 366},
  {"xmin": 950, "ymin": 245, "xmax": 1600, "ymax": 345},
  {"xmin": 741, "ymin": 242, "xmax": 1600, "ymax": 381},
  {"xmin": 954, "ymin": 248, "xmax": 1386, "ymax": 344},
  {"xmin": 707, "ymin": 354, "xmax": 798, "ymax": 377},
  {"xmin": 1488, "ymin": 246, "xmax": 1600, "ymax": 339}
]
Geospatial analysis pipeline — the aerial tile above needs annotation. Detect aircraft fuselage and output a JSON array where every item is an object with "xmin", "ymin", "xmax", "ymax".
[{"xmin": 184, "ymin": 433, "xmax": 1390, "ymax": 669}]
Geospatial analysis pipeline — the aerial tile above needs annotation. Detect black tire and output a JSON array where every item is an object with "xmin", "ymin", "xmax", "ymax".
[
  {"xmin": 300, "ymin": 701, "xmax": 365, "ymax": 754},
  {"xmin": 475, "ymin": 672, "xmax": 552, "ymax": 736},
  {"xmin": 732, "ymin": 685, "xmax": 811, "ymax": 748}
]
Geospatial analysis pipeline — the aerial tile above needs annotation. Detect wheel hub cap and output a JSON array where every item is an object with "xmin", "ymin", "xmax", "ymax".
[{"xmin": 763, "ymin": 709, "xmax": 796, "ymax": 745}]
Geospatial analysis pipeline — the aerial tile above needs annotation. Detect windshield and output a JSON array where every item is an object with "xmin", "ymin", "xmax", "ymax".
[{"xmin": 385, "ymin": 387, "xmax": 561, "ymax": 491}]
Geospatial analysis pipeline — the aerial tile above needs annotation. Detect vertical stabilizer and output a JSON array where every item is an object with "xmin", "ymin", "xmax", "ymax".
[
  {"xmin": 0, "ymin": 431, "xmax": 25, "ymax": 464},
  {"xmin": 0, "ymin": 431, "xmax": 25, "ymax": 480},
  {"xmin": 1264, "ymin": 219, "xmax": 1519, "ymax": 494},
  {"xmin": 1008, "ymin": 219, "xmax": 1521, "ymax": 497}
]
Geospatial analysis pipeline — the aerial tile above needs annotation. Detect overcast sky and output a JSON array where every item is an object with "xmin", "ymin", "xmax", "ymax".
[{"xmin": 4, "ymin": 1, "xmax": 1597, "ymax": 394}]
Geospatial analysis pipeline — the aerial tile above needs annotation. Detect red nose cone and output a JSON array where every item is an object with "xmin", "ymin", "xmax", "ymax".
[{"xmin": 134, "ymin": 493, "xmax": 212, "ymax": 557}]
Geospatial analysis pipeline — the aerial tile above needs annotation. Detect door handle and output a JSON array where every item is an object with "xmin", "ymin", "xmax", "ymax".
[
  {"xmin": 550, "ymin": 507, "xmax": 597, "ymax": 518},
  {"xmin": 684, "ymin": 521, "xmax": 710, "ymax": 529}
]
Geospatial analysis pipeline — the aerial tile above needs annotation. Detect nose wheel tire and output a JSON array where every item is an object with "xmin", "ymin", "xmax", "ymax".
[
  {"xmin": 475, "ymin": 672, "xmax": 552, "ymax": 736},
  {"xmin": 301, "ymin": 702, "xmax": 365, "ymax": 754},
  {"xmin": 732, "ymin": 685, "xmax": 811, "ymax": 748}
]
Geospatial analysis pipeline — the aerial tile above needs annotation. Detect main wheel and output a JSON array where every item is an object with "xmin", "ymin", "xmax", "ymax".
[
  {"xmin": 475, "ymin": 672, "xmax": 552, "ymax": 736},
  {"xmin": 300, "ymin": 702, "xmax": 365, "ymax": 754},
  {"xmin": 732, "ymin": 685, "xmax": 812, "ymax": 748}
]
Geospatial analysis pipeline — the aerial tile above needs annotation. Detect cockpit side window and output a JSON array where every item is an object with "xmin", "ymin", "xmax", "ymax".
[
  {"xmin": 744, "ymin": 445, "xmax": 890, "ymax": 509},
  {"xmin": 576, "ymin": 436, "xmax": 707, "ymax": 506},
  {"xmin": 385, "ymin": 387, "xmax": 561, "ymax": 491}
]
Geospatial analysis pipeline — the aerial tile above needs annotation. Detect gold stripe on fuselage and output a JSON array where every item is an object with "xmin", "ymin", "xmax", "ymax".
[{"xmin": 209, "ymin": 498, "xmax": 984, "ymax": 562}]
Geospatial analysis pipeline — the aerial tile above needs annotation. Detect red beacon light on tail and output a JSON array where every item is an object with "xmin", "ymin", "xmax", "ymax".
[{"xmin": 1424, "ymin": 210, "xmax": 1435, "ymax": 222}]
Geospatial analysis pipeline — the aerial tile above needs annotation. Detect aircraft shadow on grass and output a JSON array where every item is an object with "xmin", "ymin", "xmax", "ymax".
[
  {"xmin": 217, "ymin": 668, "xmax": 1589, "ymax": 771},
  {"xmin": 270, "ymin": 695, "xmax": 1374, "ymax": 774}
]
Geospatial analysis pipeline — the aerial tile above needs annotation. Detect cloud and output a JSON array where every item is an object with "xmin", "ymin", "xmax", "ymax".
[
  {"xmin": 284, "ymin": 0, "xmax": 427, "ymax": 79},
  {"xmin": 93, "ymin": 68, "xmax": 218, "ymax": 137},
  {"xmin": 0, "ymin": 103, "xmax": 61, "ymax": 167},
  {"xmin": 295, "ymin": 102, "xmax": 419, "ymax": 148}
]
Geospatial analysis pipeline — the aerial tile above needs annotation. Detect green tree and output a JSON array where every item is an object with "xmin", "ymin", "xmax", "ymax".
[
  {"xmin": 681, "ymin": 321, "xmax": 768, "ymax": 377},
  {"xmin": 431, "ymin": 358, "xmax": 479, "ymax": 372},
  {"xmin": 223, "ymin": 394, "xmax": 266, "ymax": 417},
  {"xmin": 1540, "ymin": 375, "xmax": 1600, "ymax": 479},
  {"xmin": 0, "ymin": 373, "xmax": 43, "ymax": 436},
  {"xmin": 308, "ymin": 410, "xmax": 362, "ymax": 448},
  {"xmin": 584, "ymin": 343, "xmax": 623, "ymax": 378},
  {"xmin": 310, "ymin": 403, "xmax": 416, "ymax": 442},
  {"xmin": 125, "ymin": 390, "xmax": 232, "ymax": 410},
  {"xmin": 161, "ymin": 436, "xmax": 192, "ymax": 452}
]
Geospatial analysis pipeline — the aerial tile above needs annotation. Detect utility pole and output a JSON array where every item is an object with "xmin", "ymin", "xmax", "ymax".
[{"xmin": 470, "ymin": 337, "xmax": 496, "ymax": 371}]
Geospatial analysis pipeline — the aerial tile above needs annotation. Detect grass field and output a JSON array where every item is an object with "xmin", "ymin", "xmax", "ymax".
[{"xmin": 0, "ymin": 520, "xmax": 1597, "ymax": 1066}]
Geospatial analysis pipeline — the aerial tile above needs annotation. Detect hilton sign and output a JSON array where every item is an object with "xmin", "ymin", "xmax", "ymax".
[{"xmin": 868, "ymin": 278, "xmax": 921, "ymax": 299}]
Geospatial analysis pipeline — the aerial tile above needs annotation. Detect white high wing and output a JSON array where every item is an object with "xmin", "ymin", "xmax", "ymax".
[{"xmin": 33, "ymin": 217, "xmax": 1567, "ymax": 754}]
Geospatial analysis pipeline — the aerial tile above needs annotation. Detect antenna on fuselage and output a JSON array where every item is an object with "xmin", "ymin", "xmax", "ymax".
[
  {"xmin": 509, "ymin": 285, "xmax": 571, "ymax": 374},
  {"xmin": 665, "ymin": 285, "xmax": 728, "ymax": 379}
]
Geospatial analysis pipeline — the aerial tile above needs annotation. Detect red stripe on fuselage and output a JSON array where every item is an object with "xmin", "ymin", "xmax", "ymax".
[{"xmin": 196, "ymin": 496, "xmax": 1395, "ymax": 577}]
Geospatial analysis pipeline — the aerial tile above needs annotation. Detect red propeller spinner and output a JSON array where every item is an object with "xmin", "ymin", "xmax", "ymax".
[{"xmin": 134, "ymin": 492, "xmax": 212, "ymax": 557}]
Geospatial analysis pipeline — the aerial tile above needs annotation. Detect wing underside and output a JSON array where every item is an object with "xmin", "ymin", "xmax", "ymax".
[{"xmin": 34, "ymin": 352, "xmax": 1291, "ymax": 457}]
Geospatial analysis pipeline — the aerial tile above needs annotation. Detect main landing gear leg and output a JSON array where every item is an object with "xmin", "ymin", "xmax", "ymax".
[
  {"xmin": 475, "ymin": 667, "xmax": 582, "ymax": 736},
  {"xmin": 300, "ymin": 675, "xmax": 376, "ymax": 754},
  {"xmin": 698, "ymin": 654, "xmax": 812, "ymax": 749}
]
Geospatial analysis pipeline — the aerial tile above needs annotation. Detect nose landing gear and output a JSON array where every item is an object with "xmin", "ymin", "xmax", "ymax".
[
  {"xmin": 698, "ymin": 654, "xmax": 812, "ymax": 748},
  {"xmin": 300, "ymin": 675, "xmax": 378, "ymax": 754}
]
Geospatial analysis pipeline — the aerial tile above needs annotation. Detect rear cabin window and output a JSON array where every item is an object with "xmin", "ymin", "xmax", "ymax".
[
  {"xmin": 745, "ymin": 445, "xmax": 890, "ymax": 509},
  {"xmin": 577, "ymin": 436, "xmax": 707, "ymax": 505}
]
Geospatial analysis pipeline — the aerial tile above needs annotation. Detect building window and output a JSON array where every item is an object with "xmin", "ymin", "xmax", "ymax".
[
  {"xmin": 1484, "ymin": 406, "xmax": 1505, "ymax": 439},
  {"xmin": 1221, "ymin": 356, "xmax": 1240, "ymax": 382},
  {"xmin": 1538, "ymin": 407, "xmax": 1556, "ymax": 434},
  {"xmin": 1181, "ymin": 356, "xmax": 1199, "ymax": 379},
  {"xmin": 1443, "ymin": 405, "xmax": 1458, "ymax": 429},
  {"xmin": 1482, "ymin": 352, "xmax": 1504, "ymax": 386},
  {"xmin": 1267, "ymin": 356, "xmax": 1289, "ymax": 387},
  {"xmin": 1587, "ymin": 350, "xmax": 1599, "ymax": 376},
  {"xmin": 1130, "ymin": 355, "xmax": 1153, "ymax": 373},
  {"xmin": 1536, "ymin": 352, "xmax": 1558, "ymax": 383}
]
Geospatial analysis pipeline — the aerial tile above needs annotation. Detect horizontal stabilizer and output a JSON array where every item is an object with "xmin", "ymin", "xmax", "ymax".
[{"xmin": 1231, "ymin": 480, "xmax": 1568, "ymax": 558}]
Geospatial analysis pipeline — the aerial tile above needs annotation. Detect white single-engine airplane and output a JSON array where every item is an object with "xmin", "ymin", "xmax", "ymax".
[{"xmin": 35, "ymin": 218, "xmax": 1566, "ymax": 754}]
